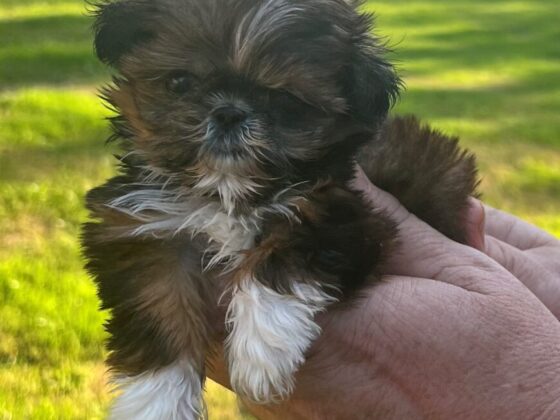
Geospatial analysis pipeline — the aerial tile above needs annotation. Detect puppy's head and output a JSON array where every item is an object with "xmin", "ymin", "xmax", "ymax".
[{"xmin": 93, "ymin": 0, "xmax": 400, "ymax": 207}]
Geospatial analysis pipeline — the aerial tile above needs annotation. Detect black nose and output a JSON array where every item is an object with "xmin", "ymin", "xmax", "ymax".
[{"xmin": 211, "ymin": 106, "xmax": 247, "ymax": 129}]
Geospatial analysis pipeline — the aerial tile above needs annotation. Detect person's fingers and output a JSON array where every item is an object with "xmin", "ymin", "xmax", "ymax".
[
  {"xmin": 352, "ymin": 167, "xmax": 517, "ymax": 294},
  {"xmin": 485, "ymin": 235, "xmax": 560, "ymax": 317},
  {"xmin": 464, "ymin": 197, "xmax": 486, "ymax": 252},
  {"xmin": 483, "ymin": 202, "xmax": 558, "ymax": 250},
  {"xmin": 525, "ymin": 246, "xmax": 560, "ymax": 276}
]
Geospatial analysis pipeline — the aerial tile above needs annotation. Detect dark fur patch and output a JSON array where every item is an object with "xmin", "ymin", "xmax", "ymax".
[{"xmin": 239, "ymin": 183, "xmax": 398, "ymax": 296}]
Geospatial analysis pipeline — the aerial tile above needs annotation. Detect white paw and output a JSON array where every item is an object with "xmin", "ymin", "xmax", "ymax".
[
  {"xmin": 228, "ymin": 341, "xmax": 301, "ymax": 403},
  {"xmin": 226, "ymin": 280, "xmax": 334, "ymax": 403},
  {"xmin": 110, "ymin": 361, "xmax": 204, "ymax": 420}
]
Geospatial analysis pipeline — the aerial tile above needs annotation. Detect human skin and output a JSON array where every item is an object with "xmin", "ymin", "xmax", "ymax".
[
  {"xmin": 207, "ymin": 168, "xmax": 560, "ymax": 419},
  {"xmin": 480, "ymin": 203, "xmax": 560, "ymax": 319}
]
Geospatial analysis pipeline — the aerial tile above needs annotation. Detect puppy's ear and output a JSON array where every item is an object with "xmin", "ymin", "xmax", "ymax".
[
  {"xmin": 343, "ymin": 12, "xmax": 401, "ymax": 127},
  {"xmin": 92, "ymin": 0, "xmax": 156, "ymax": 67}
]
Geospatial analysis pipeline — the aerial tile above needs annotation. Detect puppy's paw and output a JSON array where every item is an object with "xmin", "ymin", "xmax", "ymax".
[
  {"xmin": 110, "ymin": 361, "xmax": 205, "ymax": 420},
  {"xmin": 228, "ymin": 347, "xmax": 298, "ymax": 403},
  {"xmin": 225, "ymin": 281, "xmax": 330, "ymax": 403}
]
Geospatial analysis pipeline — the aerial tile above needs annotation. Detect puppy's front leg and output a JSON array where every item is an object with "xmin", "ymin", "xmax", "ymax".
[
  {"xmin": 224, "ymin": 184, "xmax": 397, "ymax": 403},
  {"xmin": 225, "ymin": 277, "xmax": 334, "ymax": 403}
]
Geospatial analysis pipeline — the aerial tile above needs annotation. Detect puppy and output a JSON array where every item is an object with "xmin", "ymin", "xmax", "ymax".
[{"xmin": 83, "ymin": 0, "xmax": 478, "ymax": 418}]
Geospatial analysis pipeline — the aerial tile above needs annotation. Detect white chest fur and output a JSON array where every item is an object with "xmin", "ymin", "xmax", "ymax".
[
  {"xmin": 197, "ymin": 210, "xmax": 258, "ymax": 269},
  {"xmin": 108, "ymin": 188, "xmax": 260, "ymax": 268}
]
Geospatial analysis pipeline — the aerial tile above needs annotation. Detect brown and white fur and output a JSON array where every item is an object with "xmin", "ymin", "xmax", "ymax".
[{"xmin": 82, "ymin": 0, "xmax": 478, "ymax": 418}]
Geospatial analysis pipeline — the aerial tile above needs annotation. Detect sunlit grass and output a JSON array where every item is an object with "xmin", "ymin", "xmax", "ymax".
[
  {"xmin": 0, "ymin": 2, "xmax": 107, "ymax": 88},
  {"xmin": 0, "ymin": 90, "xmax": 106, "ymax": 149},
  {"xmin": 0, "ymin": 363, "xmax": 110, "ymax": 419},
  {"xmin": 0, "ymin": 0, "xmax": 558, "ymax": 418}
]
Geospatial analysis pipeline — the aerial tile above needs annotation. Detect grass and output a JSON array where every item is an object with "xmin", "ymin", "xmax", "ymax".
[{"xmin": 0, "ymin": 0, "xmax": 558, "ymax": 418}]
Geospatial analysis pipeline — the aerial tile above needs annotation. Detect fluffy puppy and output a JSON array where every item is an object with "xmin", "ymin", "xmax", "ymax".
[{"xmin": 82, "ymin": 0, "xmax": 478, "ymax": 418}]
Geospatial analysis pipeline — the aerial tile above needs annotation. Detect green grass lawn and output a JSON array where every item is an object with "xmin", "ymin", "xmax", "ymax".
[{"xmin": 1, "ymin": 0, "xmax": 559, "ymax": 418}]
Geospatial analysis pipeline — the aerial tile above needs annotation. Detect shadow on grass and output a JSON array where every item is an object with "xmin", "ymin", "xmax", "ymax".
[
  {"xmin": 0, "ymin": 14, "xmax": 108, "ymax": 88},
  {"xmin": 0, "ymin": 147, "xmax": 114, "ymax": 185},
  {"xmin": 376, "ymin": 1, "xmax": 560, "ymax": 72},
  {"xmin": 2, "ymin": 3, "xmax": 559, "ymax": 88}
]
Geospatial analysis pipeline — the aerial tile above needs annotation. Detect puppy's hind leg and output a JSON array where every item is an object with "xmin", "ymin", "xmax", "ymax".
[
  {"xmin": 83, "ymin": 219, "xmax": 214, "ymax": 419},
  {"xmin": 225, "ymin": 277, "xmax": 334, "ymax": 404}
]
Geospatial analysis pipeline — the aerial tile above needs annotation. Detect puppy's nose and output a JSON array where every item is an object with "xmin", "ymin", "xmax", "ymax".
[{"xmin": 211, "ymin": 106, "xmax": 247, "ymax": 129}]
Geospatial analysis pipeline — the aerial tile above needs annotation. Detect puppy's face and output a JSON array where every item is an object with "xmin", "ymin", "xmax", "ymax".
[{"xmin": 94, "ymin": 0, "xmax": 399, "ymax": 204}]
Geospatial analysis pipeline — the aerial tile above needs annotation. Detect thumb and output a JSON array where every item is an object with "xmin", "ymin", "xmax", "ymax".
[{"xmin": 351, "ymin": 165, "xmax": 410, "ymax": 224}]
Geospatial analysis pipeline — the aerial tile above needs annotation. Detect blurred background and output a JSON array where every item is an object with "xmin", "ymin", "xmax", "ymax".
[{"xmin": 0, "ymin": 0, "xmax": 558, "ymax": 418}]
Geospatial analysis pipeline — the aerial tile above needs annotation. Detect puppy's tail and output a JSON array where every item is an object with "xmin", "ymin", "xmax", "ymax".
[{"xmin": 357, "ymin": 115, "xmax": 479, "ymax": 243}]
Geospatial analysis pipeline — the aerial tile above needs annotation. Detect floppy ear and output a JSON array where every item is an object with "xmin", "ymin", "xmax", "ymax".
[
  {"xmin": 92, "ymin": 0, "xmax": 156, "ymax": 67},
  {"xmin": 344, "ymin": 13, "xmax": 401, "ymax": 127}
]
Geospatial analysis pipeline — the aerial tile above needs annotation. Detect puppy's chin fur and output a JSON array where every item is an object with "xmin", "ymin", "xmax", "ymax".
[{"xmin": 84, "ymin": 0, "xmax": 478, "ymax": 418}]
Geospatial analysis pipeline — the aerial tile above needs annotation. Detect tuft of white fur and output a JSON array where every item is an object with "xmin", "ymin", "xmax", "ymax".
[
  {"xmin": 225, "ymin": 279, "xmax": 336, "ymax": 403},
  {"xmin": 192, "ymin": 171, "xmax": 262, "ymax": 216},
  {"xmin": 108, "ymin": 190, "xmax": 258, "ymax": 267},
  {"xmin": 110, "ymin": 361, "xmax": 204, "ymax": 420}
]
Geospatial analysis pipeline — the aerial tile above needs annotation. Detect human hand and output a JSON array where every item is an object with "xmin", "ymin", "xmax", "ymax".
[
  {"xmin": 207, "ymin": 168, "xmax": 560, "ymax": 419},
  {"xmin": 468, "ymin": 200, "xmax": 560, "ymax": 318}
]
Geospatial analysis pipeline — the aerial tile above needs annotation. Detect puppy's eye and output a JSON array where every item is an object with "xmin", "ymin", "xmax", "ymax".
[
  {"xmin": 166, "ymin": 72, "xmax": 192, "ymax": 94},
  {"xmin": 273, "ymin": 91, "xmax": 310, "ymax": 113}
]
